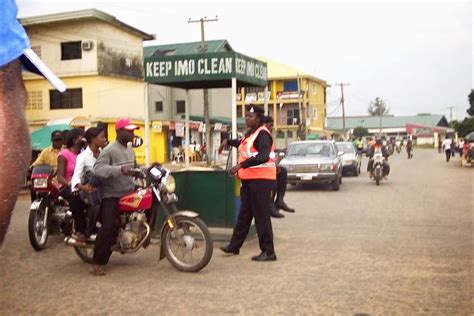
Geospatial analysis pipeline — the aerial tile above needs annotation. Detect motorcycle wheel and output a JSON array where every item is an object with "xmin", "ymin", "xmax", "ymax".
[
  {"xmin": 28, "ymin": 202, "xmax": 49, "ymax": 251},
  {"xmin": 375, "ymin": 168, "xmax": 381, "ymax": 186},
  {"xmin": 74, "ymin": 245, "xmax": 94, "ymax": 263},
  {"xmin": 162, "ymin": 216, "xmax": 213, "ymax": 272}
]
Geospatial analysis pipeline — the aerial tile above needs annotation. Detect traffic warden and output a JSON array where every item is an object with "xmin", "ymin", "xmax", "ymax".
[{"xmin": 219, "ymin": 105, "xmax": 277, "ymax": 261}]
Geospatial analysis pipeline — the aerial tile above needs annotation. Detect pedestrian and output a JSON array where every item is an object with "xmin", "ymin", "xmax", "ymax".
[
  {"xmin": 0, "ymin": 0, "xmax": 66, "ymax": 246},
  {"xmin": 219, "ymin": 105, "xmax": 277, "ymax": 261},
  {"xmin": 442, "ymin": 136, "xmax": 452, "ymax": 162},
  {"xmin": 438, "ymin": 137, "xmax": 443, "ymax": 154},
  {"xmin": 90, "ymin": 118, "xmax": 139, "ymax": 275},
  {"xmin": 261, "ymin": 115, "xmax": 295, "ymax": 218},
  {"xmin": 67, "ymin": 127, "xmax": 107, "ymax": 245},
  {"xmin": 450, "ymin": 138, "xmax": 456, "ymax": 157},
  {"xmin": 458, "ymin": 139, "xmax": 464, "ymax": 157}
]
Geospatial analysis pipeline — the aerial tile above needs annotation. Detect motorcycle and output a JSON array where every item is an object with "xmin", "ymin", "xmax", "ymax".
[
  {"xmin": 72, "ymin": 165, "xmax": 213, "ymax": 273},
  {"xmin": 28, "ymin": 165, "xmax": 72, "ymax": 250},
  {"xmin": 372, "ymin": 152, "xmax": 385, "ymax": 186}
]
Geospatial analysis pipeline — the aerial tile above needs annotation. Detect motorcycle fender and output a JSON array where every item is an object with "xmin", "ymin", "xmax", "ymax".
[
  {"xmin": 158, "ymin": 210, "xmax": 200, "ymax": 261},
  {"xmin": 30, "ymin": 199, "xmax": 43, "ymax": 211}
]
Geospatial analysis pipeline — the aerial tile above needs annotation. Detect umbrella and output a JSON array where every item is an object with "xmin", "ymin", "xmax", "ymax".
[
  {"xmin": 464, "ymin": 132, "xmax": 474, "ymax": 143},
  {"xmin": 30, "ymin": 124, "xmax": 71, "ymax": 150}
]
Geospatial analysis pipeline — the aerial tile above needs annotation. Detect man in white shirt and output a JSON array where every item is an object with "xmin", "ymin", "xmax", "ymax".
[{"xmin": 442, "ymin": 137, "xmax": 453, "ymax": 162}]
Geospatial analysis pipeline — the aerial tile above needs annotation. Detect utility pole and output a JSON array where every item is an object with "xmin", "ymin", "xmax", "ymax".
[
  {"xmin": 447, "ymin": 106, "xmax": 455, "ymax": 123},
  {"xmin": 333, "ymin": 83, "xmax": 350, "ymax": 139},
  {"xmin": 188, "ymin": 16, "xmax": 218, "ymax": 165}
]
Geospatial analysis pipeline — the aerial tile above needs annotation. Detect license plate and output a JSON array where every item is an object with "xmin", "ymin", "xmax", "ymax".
[{"xmin": 300, "ymin": 174, "xmax": 313, "ymax": 180}]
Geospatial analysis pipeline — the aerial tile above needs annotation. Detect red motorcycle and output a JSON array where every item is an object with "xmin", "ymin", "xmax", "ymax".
[
  {"xmin": 28, "ymin": 165, "xmax": 72, "ymax": 250},
  {"xmin": 72, "ymin": 165, "xmax": 213, "ymax": 272}
]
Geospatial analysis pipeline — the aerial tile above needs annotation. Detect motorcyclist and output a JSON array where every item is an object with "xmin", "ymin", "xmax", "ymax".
[
  {"xmin": 355, "ymin": 137, "xmax": 364, "ymax": 155},
  {"xmin": 90, "ymin": 118, "xmax": 138, "ymax": 276},
  {"xmin": 367, "ymin": 135, "xmax": 390, "ymax": 179}
]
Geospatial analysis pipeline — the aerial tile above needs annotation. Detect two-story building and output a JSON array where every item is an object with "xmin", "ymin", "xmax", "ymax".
[
  {"xmin": 19, "ymin": 9, "xmax": 164, "ymax": 164},
  {"xmin": 238, "ymin": 58, "xmax": 329, "ymax": 148}
]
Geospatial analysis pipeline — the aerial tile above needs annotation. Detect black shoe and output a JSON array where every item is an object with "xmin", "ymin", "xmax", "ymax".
[
  {"xmin": 269, "ymin": 203, "xmax": 285, "ymax": 218},
  {"xmin": 220, "ymin": 245, "xmax": 239, "ymax": 255},
  {"xmin": 275, "ymin": 199, "xmax": 295, "ymax": 213},
  {"xmin": 251, "ymin": 252, "xmax": 277, "ymax": 261}
]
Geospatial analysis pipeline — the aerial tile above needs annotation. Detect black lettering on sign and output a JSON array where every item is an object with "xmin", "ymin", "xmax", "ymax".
[{"xmin": 132, "ymin": 136, "xmax": 143, "ymax": 148}]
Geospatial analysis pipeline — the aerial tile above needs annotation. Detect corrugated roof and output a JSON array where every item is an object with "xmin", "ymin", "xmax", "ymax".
[
  {"xmin": 326, "ymin": 114, "xmax": 449, "ymax": 130},
  {"xmin": 143, "ymin": 40, "xmax": 233, "ymax": 57},
  {"xmin": 20, "ymin": 9, "xmax": 155, "ymax": 40},
  {"xmin": 256, "ymin": 57, "xmax": 327, "ymax": 85}
]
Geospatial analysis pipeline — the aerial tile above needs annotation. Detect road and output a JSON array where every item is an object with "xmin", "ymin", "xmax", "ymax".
[{"xmin": 0, "ymin": 149, "xmax": 472, "ymax": 315}]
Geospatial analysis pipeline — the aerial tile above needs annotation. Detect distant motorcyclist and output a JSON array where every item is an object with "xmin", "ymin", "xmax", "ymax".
[
  {"xmin": 355, "ymin": 137, "xmax": 364, "ymax": 155},
  {"xmin": 367, "ymin": 135, "xmax": 390, "ymax": 179}
]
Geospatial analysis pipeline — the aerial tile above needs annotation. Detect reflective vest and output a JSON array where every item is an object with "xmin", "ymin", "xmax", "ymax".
[{"xmin": 237, "ymin": 125, "xmax": 276, "ymax": 180}]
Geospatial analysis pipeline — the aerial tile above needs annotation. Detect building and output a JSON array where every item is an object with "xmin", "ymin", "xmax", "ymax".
[
  {"xmin": 20, "ymin": 9, "xmax": 163, "ymax": 164},
  {"xmin": 326, "ymin": 114, "xmax": 452, "ymax": 145},
  {"xmin": 238, "ymin": 57, "xmax": 329, "ymax": 148}
]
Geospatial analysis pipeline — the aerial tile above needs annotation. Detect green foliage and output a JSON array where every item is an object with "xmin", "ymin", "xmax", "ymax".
[
  {"xmin": 353, "ymin": 127, "xmax": 369, "ymax": 138},
  {"xmin": 367, "ymin": 97, "xmax": 390, "ymax": 116},
  {"xmin": 452, "ymin": 117, "xmax": 474, "ymax": 137},
  {"xmin": 468, "ymin": 90, "xmax": 474, "ymax": 116}
]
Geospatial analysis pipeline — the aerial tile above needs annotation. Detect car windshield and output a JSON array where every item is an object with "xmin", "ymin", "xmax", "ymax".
[
  {"xmin": 336, "ymin": 143, "xmax": 355, "ymax": 154},
  {"xmin": 287, "ymin": 143, "xmax": 335, "ymax": 156}
]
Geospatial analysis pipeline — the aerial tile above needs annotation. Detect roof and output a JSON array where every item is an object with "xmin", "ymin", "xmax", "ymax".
[
  {"xmin": 144, "ymin": 40, "xmax": 233, "ymax": 58},
  {"xmin": 256, "ymin": 57, "xmax": 327, "ymax": 85},
  {"xmin": 326, "ymin": 114, "xmax": 449, "ymax": 130},
  {"xmin": 20, "ymin": 9, "xmax": 155, "ymax": 40}
]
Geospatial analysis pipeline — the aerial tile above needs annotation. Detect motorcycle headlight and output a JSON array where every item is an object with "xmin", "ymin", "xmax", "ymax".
[
  {"xmin": 164, "ymin": 175, "xmax": 176, "ymax": 193},
  {"xmin": 33, "ymin": 178, "xmax": 48, "ymax": 189}
]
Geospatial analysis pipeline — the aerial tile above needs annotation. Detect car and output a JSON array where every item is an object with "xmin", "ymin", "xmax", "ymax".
[
  {"xmin": 279, "ymin": 140, "xmax": 343, "ymax": 190},
  {"xmin": 336, "ymin": 142, "xmax": 360, "ymax": 176}
]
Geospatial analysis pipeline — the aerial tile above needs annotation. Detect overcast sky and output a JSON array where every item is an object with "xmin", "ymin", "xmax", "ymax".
[{"xmin": 17, "ymin": 0, "xmax": 473, "ymax": 120}]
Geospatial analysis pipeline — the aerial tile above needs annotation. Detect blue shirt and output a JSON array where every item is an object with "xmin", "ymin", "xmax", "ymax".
[{"xmin": 0, "ymin": 0, "xmax": 30, "ymax": 67}]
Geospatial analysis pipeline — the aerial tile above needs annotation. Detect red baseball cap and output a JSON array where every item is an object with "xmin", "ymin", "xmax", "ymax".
[{"xmin": 115, "ymin": 118, "xmax": 139, "ymax": 131}]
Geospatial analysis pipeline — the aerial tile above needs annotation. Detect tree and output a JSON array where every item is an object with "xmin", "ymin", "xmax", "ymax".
[
  {"xmin": 352, "ymin": 127, "xmax": 369, "ymax": 138},
  {"xmin": 453, "ymin": 117, "xmax": 474, "ymax": 137},
  {"xmin": 467, "ymin": 89, "xmax": 474, "ymax": 116},
  {"xmin": 367, "ymin": 97, "xmax": 390, "ymax": 116}
]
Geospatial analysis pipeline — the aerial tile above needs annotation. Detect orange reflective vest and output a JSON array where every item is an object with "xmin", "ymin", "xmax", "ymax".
[{"xmin": 237, "ymin": 125, "xmax": 276, "ymax": 180}]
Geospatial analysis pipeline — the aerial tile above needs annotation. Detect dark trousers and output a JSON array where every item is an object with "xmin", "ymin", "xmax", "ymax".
[
  {"xmin": 276, "ymin": 166, "xmax": 288, "ymax": 199},
  {"xmin": 228, "ymin": 182, "xmax": 275, "ymax": 255},
  {"xmin": 93, "ymin": 197, "xmax": 119, "ymax": 265},
  {"xmin": 69, "ymin": 194, "xmax": 87, "ymax": 234},
  {"xmin": 445, "ymin": 150, "xmax": 451, "ymax": 161}
]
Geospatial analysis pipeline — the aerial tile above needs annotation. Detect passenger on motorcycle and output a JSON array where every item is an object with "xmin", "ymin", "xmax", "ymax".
[
  {"xmin": 67, "ymin": 127, "xmax": 107, "ymax": 246},
  {"xmin": 367, "ymin": 136, "xmax": 390, "ymax": 179},
  {"xmin": 56, "ymin": 129, "xmax": 85, "ymax": 201},
  {"xmin": 90, "ymin": 118, "xmax": 138, "ymax": 276}
]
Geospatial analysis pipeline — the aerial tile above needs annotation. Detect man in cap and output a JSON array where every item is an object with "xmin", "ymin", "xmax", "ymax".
[
  {"xmin": 90, "ymin": 118, "xmax": 139, "ymax": 275},
  {"xmin": 0, "ymin": 0, "xmax": 67, "ymax": 246},
  {"xmin": 218, "ymin": 105, "xmax": 277, "ymax": 261},
  {"xmin": 31, "ymin": 130, "xmax": 65, "ymax": 169},
  {"xmin": 261, "ymin": 116, "xmax": 295, "ymax": 218}
]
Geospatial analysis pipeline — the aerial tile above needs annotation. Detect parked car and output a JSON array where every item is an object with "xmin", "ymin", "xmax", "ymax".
[
  {"xmin": 336, "ymin": 142, "xmax": 360, "ymax": 176},
  {"xmin": 279, "ymin": 140, "xmax": 343, "ymax": 190}
]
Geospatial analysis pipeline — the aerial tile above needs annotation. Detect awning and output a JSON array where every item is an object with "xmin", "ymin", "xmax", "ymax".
[
  {"xmin": 30, "ymin": 124, "xmax": 70, "ymax": 150},
  {"xmin": 47, "ymin": 116, "xmax": 91, "ymax": 127}
]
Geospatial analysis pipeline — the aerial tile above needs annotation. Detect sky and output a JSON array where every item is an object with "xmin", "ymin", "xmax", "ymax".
[{"xmin": 16, "ymin": 0, "xmax": 473, "ymax": 120}]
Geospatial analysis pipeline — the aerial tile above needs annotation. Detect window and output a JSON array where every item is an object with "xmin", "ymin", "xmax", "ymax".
[
  {"xmin": 50, "ymin": 88, "xmax": 82, "ymax": 109},
  {"xmin": 312, "ymin": 108, "xmax": 317, "ymax": 120},
  {"xmin": 61, "ymin": 41, "xmax": 82, "ymax": 60},
  {"xmin": 31, "ymin": 46, "xmax": 41, "ymax": 58},
  {"xmin": 155, "ymin": 101, "xmax": 163, "ymax": 112},
  {"xmin": 26, "ymin": 91, "xmax": 43, "ymax": 110},
  {"xmin": 276, "ymin": 131, "xmax": 285, "ymax": 138},
  {"xmin": 176, "ymin": 100, "xmax": 185, "ymax": 114},
  {"xmin": 287, "ymin": 109, "xmax": 300, "ymax": 125},
  {"xmin": 312, "ymin": 83, "xmax": 317, "ymax": 95},
  {"xmin": 283, "ymin": 80, "xmax": 298, "ymax": 92},
  {"xmin": 287, "ymin": 131, "xmax": 293, "ymax": 138}
]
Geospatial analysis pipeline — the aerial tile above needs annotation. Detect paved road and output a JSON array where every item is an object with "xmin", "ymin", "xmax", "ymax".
[{"xmin": 1, "ymin": 149, "xmax": 472, "ymax": 315}]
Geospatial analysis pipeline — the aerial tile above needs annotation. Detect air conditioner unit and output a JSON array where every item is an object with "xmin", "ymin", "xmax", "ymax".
[{"xmin": 82, "ymin": 41, "xmax": 94, "ymax": 51}]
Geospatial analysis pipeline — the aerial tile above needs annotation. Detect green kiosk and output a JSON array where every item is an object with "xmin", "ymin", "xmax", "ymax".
[{"xmin": 143, "ymin": 51, "xmax": 268, "ymax": 233}]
